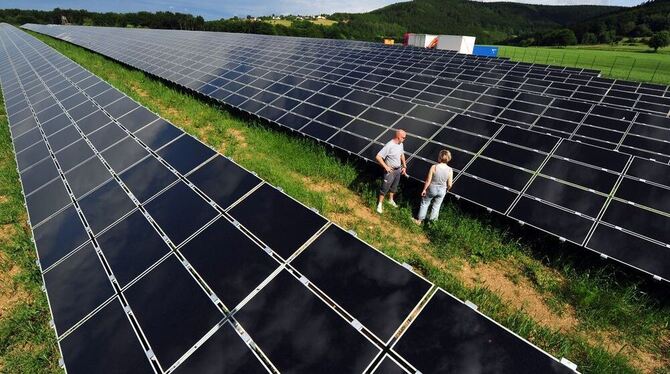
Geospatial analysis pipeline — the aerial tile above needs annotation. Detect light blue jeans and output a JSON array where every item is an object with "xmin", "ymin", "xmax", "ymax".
[{"xmin": 418, "ymin": 184, "xmax": 447, "ymax": 221}]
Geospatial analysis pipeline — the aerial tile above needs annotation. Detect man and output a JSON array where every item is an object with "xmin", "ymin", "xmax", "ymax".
[{"xmin": 375, "ymin": 129, "xmax": 407, "ymax": 214}]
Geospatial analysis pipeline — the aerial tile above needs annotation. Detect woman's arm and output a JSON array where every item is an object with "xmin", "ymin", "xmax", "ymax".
[
  {"xmin": 447, "ymin": 168, "xmax": 453, "ymax": 191},
  {"xmin": 422, "ymin": 165, "xmax": 435, "ymax": 196}
]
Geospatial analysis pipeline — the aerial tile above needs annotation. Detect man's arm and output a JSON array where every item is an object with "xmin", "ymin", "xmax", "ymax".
[
  {"xmin": 375, "ymin": 154, "xmax": 391, "ymax": 173},
  {"xmin": 400, "ymin": 153, "xmax": 407, "ymax": 175},
  {"xmin": 376, "ymin": 143, "xmax": 392, "ymax": 173}
]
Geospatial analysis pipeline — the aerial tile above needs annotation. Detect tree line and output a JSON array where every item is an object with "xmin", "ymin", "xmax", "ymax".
[
  {"xmin": 0, "ymin": 8, "xmax": 206, "ymax": 30},
  {"xmin": 507, "ymin": 0, "xmax": 670, "ymax": 49},
  {"xmin": 0, "ymin": 8, "xmax": 392, "ymax": 40}
]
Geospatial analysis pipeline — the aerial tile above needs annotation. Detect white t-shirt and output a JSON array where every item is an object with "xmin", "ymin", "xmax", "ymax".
[{"xmin": 377, "ymin": 140, "xmax": 404, "ymax": 168}]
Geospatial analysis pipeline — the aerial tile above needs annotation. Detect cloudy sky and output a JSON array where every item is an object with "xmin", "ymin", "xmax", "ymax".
[{"xmin": 4, "ymin": 0, "xmax": 646, "ymax": 20}]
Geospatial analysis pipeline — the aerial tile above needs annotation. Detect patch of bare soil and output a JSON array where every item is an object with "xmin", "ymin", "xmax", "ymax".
[
  {"xmin": 0, "ymin": 195, "xmax": 8, "ymax": 204},
  {"xmin": 588, "ymin": 331, "xmax": 670, "ymax": 374},
  {"xmin": 308, "ymin": 177, "xmax": 429, "ymax": 251},
  {"xmin": 129, "ymin": 83, "xmax": 150, "ymax": 98},
  {"xmin": 222, "ymin": 128, "xmax": 248, "ymax": 152},
  {"xmin": 162, "ymin": 107, "xmax": 186, "ymax": 125},
  {"xmin": 0, "ymin": 250, "xmax": 28, "ymax": 319},
  {"xmin": 0, "ymin": 224, "xmax": 15, "ymax": 243},
  {"xmin": 459, "ymin": 260, "xmax": 578, "ymax": 332},
  {"xmin": 192, "ymin": 123, "xmax": 214, "ymax": 144},
  {"xmin": 128, "ymin": 83, "xmax": 190, "ymax": 128}
]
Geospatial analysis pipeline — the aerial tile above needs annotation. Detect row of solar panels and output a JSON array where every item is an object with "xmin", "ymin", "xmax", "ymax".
[
  {"xmin": 229, "ymin": 29, "xmax": 667, "ymax": 100},
  {"xmin": 24, "ymin": 24, "xmax": 670, "ymax": 282},
  {"xmin": 0, "ymin": 24, "xmax": 577, "ymax": 373},
  {"xmin": 36, "ymin": 25, "xmax": 670, "ymax": 114},
  {"xmin": 28, "ymin": 25, "xmax": 670, "ymax": 164},
  {"xmin": 190, "ymin": 32, "xmax": 669, "ymax": 106},
  {"xmin": 303, "ymin": 34, "xmax": 667, "ymax": 99},
  {"xmin": 54, "ymin": 25, "xmax": 604, "ymax": 79}
]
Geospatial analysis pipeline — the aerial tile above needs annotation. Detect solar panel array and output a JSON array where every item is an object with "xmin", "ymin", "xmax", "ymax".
[
  {"xmin": 0, "ymin": 23, "xmax": 578, "ymax": 373},
  {"xmin": 23, "ymin": 24, "xmax": 670, "ymax": 283}
]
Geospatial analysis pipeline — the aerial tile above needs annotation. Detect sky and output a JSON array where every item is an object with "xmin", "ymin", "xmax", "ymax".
[{"xmin": 3, "ymin": 0, "xmax": 648, "ymax": 20}]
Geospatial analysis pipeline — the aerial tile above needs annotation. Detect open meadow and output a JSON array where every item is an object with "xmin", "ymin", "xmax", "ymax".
[{"xmin": 497, "ymin": 43, "xmax": 670, "ymax": 85}]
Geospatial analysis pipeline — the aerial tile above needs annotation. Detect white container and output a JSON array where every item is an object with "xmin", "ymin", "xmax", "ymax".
[
  {"xmin": 407, "ymin": 33, "xmax": 438, "ymax": 48},
  {"xmin": 436, "ymin": 35, "xmax": 476, "ymax": 54}
]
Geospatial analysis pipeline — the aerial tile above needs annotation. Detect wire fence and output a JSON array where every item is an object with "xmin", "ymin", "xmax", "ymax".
[{"xmin": 497, "ymin": 46, "xmax": 670, "ymax": 86}]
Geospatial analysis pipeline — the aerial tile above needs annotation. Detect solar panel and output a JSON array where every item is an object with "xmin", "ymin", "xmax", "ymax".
[
  {"xmin": 234, "ymin": 270, "xmax": 382, "ymax": 372},
  {"xmin": 0, "ymin": 23, "xmax": 577, "ymax": 373},
  {"xmin": 393, "ymin": 289, "xmax": 576, "ymax": 373},
  {"xmin": 22, "ymin": 24, "xmax": 670, "ymax": 282},
  {"xmin": 370, "ymin": 355, "xmax": 410, "ymax": 373},
  {"xmin": 290, "ymin": 225, "xmax": 432, "ymax": 342}
]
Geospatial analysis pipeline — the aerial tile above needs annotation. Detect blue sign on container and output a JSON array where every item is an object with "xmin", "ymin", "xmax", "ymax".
[{"xmin": 473, "ymin": 45, "xmax": 499, "ymax": 57}]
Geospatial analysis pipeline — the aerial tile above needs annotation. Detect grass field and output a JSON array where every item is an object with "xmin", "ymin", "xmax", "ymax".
[
  {"xmin": 1, "ymin": 29, "xmax": 668, "ymax": 373},
  {"xmin": 311, "ymin": 19, "xmax": 337, "ymax": 26},
  {"xmin": 497, "ymin": 44, "xmax": 670, "ymax": 85},
  {"xmin": 266, "ymin": 19, "xmax": 292, "ymax": 27},
  {"xmin": 266, "ymin": 18, "xmax": 337, "ymax": 27}
]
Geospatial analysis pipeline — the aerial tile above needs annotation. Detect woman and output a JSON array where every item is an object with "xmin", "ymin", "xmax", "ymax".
[{"xmin": 415, "ymin": 149, "xmax": 453, "ymax": 224}]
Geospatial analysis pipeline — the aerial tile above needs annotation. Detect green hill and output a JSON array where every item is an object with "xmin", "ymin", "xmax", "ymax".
[
  {"xmin": 571, "ymin": 0, "xmax": 670, "ymax": 40},
  {"xmin": 332, "ymin": 0, "xmax": 622, "ymax": 43}
]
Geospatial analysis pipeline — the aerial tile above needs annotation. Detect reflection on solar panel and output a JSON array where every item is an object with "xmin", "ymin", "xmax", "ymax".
[
  {"xmin": 0, "ymin": 23, "xmax": 577, "ymax": 373},
  {"xmin": 23, "ymin": 24, "xmax": 670, "ymax": 283},
  {"xmin": 394, "ymin": 289, "xmax": 574, "ymax": 373}
]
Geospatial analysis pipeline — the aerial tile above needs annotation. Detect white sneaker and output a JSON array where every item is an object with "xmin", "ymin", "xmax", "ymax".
[
  {"xmin": 376, "ymin": 204, "xmax": 383, "ymax": 214},
  {"xmin": 387, "ymin": 200, "xmax": 398, "ymax": 208}
]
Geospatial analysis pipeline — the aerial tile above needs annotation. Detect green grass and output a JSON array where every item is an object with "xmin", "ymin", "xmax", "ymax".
[
  {"xmin": 311, "ymin": 19, "xmax": 337, "ymax": 26},
  {"xmin": 265, "ymin": 19, "xmax": 292, "ymax": 27},
  {"xmin": 497, "ymin": 44, "xmax": 670, "ymax": 85},
  {"xmin": 423, "ymin": 203, "xmax": 522, "ymax": 262},
  {"xmin": 266, "ymin": 19, "xmax": 337, "ymax": 27},
  {"xmin": 0, "ymin": 86, "xmax": 60, "ymax": 372},
  {"xmin": 17, "ymin": 29, "xmax": 670, "ymax": 373}
]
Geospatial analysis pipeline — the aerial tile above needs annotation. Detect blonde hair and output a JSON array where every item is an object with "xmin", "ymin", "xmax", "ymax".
[{"xmin": 438, "ymin": 149, "xmax": 452, "ymax": 163}]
